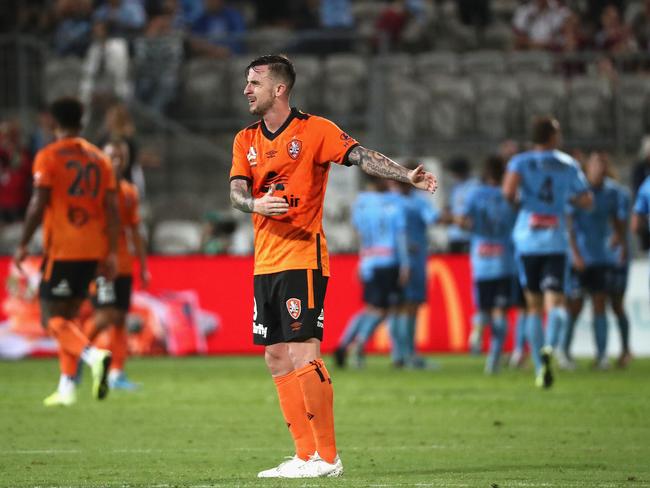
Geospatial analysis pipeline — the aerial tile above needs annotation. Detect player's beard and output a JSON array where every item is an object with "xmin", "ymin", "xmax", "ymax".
[{"xmin": 249, "ymin": 93, "xmax": 274, "ymax": 116}]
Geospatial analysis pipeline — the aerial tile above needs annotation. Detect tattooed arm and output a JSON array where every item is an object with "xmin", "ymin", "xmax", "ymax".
[
  {"xmin": 346, "ymin": 146, "xmax": 437, "ymax": 193},
  {"xmin": 230, "ymin": 179, "xmax": 289, "ymax": 216}
]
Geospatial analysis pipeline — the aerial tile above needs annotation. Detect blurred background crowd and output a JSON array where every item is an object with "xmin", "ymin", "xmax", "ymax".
[{"xmin": 1, "ymin": 0, "xmax": 650, "ymax": 257}]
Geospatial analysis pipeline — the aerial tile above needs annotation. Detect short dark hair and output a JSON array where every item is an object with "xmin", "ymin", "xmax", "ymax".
[
  {"xmin": 446, "ymin": 155, "xmax": 471, "ymax": 179},
  {"xmin": 49, "ymin": 97, "xmax": 83, "ymax": 131},
  {"xmin": 531, "ymin": 116, "xmax": 559, "ymax": 145},
  {"xmin": 482, "ymin": 155, "xmax": 505, "ymax": 183},
  {"xmin": 245, "ymin": 54, "xmax": 296, "ymax": 91}
]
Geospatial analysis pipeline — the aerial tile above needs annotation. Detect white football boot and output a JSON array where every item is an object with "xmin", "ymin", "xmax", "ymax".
[
  {"xmin": 297, "ymin": 453, "xmax": 343, "ymax": 478},
  {"xmin": 257, "ymin": 455, "xmax": 308, "ymax": 478}
]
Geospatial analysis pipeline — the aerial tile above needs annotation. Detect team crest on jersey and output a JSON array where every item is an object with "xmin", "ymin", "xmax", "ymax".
[
  {"xmin": 286, "ymin": 298, "xmax": 302, "ymax": 320},
  {"xmin": 247, "ymin": 146, "xmax": 257, "ymax": 167},
  {"xmin": 287, "ymin": 139, "xmax": 302, "ymax": 160}
]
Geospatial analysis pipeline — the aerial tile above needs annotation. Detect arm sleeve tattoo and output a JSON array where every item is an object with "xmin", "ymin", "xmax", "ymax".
[
  {"xmin": 230, "ymin": 179, "xmax": 255, "ymax": 213},
  {"xmin": 346, "ymin": 146, "xmax": 410, "ymax": 183}
]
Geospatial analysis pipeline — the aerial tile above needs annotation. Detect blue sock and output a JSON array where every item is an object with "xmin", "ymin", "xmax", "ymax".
[
  {"xmin": 562, "ymin": 315, "xmax": 577, "ymax": 356},
  {"xmin": 357, "ymin": 313, "xmax": 384, "ymax": 346},
  {"xmin": 388, "ymin": 314, "xmax": 404, "ymax": 363},
  {"xmin": 514, "ymin": 312, "xmax": 527, "ymax": 354},
  {"xmin": 338, "ymin": 311, "xmax": 364, "ymax": 349},
  {"xmin": 546, "ymin": 307, "xmax": 568, "ymax": 349},
  {"xmin": 526, "ymin": 314, "xmax": 544, "ymax": 374},
  {"xmin": 616, "ymin": 313, "xmax": 630, "ymax": 353},
  {"xmin": 594, "ymin": 313, "xmax": 608, "ymax": 360},
  {"xmin": 405, "ymin": 314, "xmax": 417, "ymax": 359},
  {"xmin": 487, "ymin": 316, "xmax": 507, "ymax": 371}
]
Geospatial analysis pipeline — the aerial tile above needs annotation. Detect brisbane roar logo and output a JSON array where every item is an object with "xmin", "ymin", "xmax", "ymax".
[
  {"xmin": 286, "ymin": 298, "xmax": 301, "ymax": 320},
  {"xmin": 287, "ymin": 139, "xmax": 302, "ymax": 160}
]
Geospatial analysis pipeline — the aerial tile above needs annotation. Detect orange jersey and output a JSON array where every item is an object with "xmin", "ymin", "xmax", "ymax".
[
  {"xmin": 230, "ymin": 108, "xmax": 358, "ymax": 276},
  {"xmin": 117, "ymin": 180, "xmax": 141, "ymax": 275},
  {"xmin": 33, "ymin": 137, "xmax": 116, "ymax": 260}
]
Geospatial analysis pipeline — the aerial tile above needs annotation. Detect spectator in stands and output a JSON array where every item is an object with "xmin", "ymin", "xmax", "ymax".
[
  {"xmin": 318, "ymin": 0, "xmax": 355, "ymax": 52},
  {"xmin": 93, "ymin": 0, "xmax": 147, "ymax": 38},
  {"xmin": 630, "ymin": 0, "xmax": 650, "ymax": 52},
  {"xmin": 512, "ymin": 0, "xmax": 570, "ymax": 50},
  {"xmin": 52, "ymin": 0, "xmax": 94, "ymax": 57},
  {"xmin": 98, "ymin": 103, "xmax": 148, "ymax": 199},
  {"xmin": 594, "ymin": 4, "xmax": 637, "ymax": 53},
  {"xmin": 133, "ymin": 5, "xmax": 184, "ymax": 113},
  {"xmin": 190, "ymin": 0, "xmax": 246, "ymax": 57},
  {"xmin": 456, "ymin": 0, "xmax": 491, "ymax": 31},
  {"xmin": 28, "ymin": 108, "xmax": 56, "ymax": 157},
  {"xmin": 80, "ymin": 20, "xmax": 132, "ymax": 106},
  {"xmin": 375, "ymin": 0, "xmax": 411, "ymax": 50},
  {"xmin": 585, "ymin": 0, "xmax": 626, "ymax": 29},
  {"xmin": 0, "ymin": 120, "xmax": 32, "ymax": 223}
]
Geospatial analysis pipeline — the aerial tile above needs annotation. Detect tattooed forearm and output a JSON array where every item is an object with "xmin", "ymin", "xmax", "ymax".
[
  {"xmin": 230, "ymin": 179, "xmax": 255, "ymax": 213},
  {"xmin": 347, "ymin": 146, "xmax": 410, "ymax": 183}
]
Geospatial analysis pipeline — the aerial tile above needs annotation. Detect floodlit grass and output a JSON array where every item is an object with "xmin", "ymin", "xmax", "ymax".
[{"xmin": 1, "ymin": 355, "xmax": 649, "ymax": 487}]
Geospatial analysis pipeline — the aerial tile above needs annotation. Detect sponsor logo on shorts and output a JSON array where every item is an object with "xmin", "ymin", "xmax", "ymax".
[
  {"xmin": 317, "ymin": 308, "xmax": 324, "ymax": 328},
  {"xmin": 253, "ymin": 322, "xmax": 267, "ymax": 338},
  {"xmin": 290, "ymin": 322, "xmax": 302, "ymax": 332},
  {"xmin": 51, "ymin": 279, "xmax": 71, "ymax": 297},
  {"xmin": 286, "ymin": 298, "xmax": 301, "ymax": 320},
  {"xmin": 96, "ymin": 277, "xmax": 116, "ymax": 305}
]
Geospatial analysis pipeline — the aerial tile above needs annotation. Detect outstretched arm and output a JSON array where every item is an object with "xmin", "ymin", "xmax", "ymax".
[{"xmin": 346, "ymin": 146, "xmax": 437, "ymax": 193}]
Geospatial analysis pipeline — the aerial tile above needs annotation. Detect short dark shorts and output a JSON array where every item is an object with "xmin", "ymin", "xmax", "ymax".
[
  {"xmin": 510, "ymin": 275, "xmax": 526, "ymax": 308},
  {"xmin": 517, "ymin": 254, "xmax": 567, "ymax": 293},
  {"xmin": 567, "ymin": 265, "xmax": 610, "ymax": 298},
  {"xmin": 474, "ymin": 277, "xmax": 512, "ymax": 311},
  {"xmin": 253, "ymin": 269, "xmax": 328, "ymax": 346},
  {"xmin": 90, "ymin": 275, "xmax": 133, "ymax": 311},
  {"xmin": 605, "ymin": 265, "xmax": 629, "ymax": 295},
  {"xmin": 39, "ymin": 259, "xmax": 98, "ymax": 301},
  {"xmin": 362, "ymin": 266, "xmax": 403, "ymax": 309}
]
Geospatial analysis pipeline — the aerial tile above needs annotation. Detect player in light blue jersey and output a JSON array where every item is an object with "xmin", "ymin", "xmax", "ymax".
[
  {"xmin": 446, "ymin": 156, "xmax": 479, "ymax": 254},
  {"xmin": 459, "ymin": 155, "xmax": 517, "ymax": 374},
  {"xmin": 334, "ymin": 177, "xmax": 408, "ymax": 368},
  {"xmin": 503, "ymin": 117, "xmax": 593, "ymax": 388},
  {"xmin": 386, "ymin": 161, "xmax": 446, "ymax": 368},
  {"xmin": 565, "ymin": 152, "xmax": 625, "ymax": 370},
  {"xmin": 607, "ymin": 170, "xmax": 632, "ymax": 368}
]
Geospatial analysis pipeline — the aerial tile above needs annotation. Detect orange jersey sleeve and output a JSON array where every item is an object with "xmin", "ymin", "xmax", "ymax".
[
  {"xmin": 33, "ymin": 149, "xmax": 55, "ymax": 188},
  {"xmin": 230, "ymin": 130, "xmax": 253, "ymax": 182},
  {"xmin": 311, "ymin": 116, "xmax": 359, "ymax": 166}
]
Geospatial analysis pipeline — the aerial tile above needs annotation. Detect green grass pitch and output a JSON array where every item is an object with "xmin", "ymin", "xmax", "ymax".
[{"xmin": 1, "ymin": 355, "xmax": 649, "ymax": 488}]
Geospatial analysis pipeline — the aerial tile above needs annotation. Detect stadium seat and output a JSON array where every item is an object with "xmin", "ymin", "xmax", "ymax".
[
  {"xmin": 151, "ymin": 220, "xmax": 202, "ymax": 255},
  {"xmin": 384, "ymin": 79, "xmax": 428, "ymax": 143},
  {"xmin": 43, "ymin": 57, "xmax": 82, "ymax": 103},
  {"xmin": 473, "ymin": 76, "xmax": 522, "ymax": 139},
  {"xmin": 507, "ymin": 50, "xmax": 555, "ymax": 76},
  {"xmin": 289, "ymin": 55, "xmax": 322, "ymax": 112},
  {"xmin": 616, "ymin": 75, "xmax": 650, "ymax": 143},
  {"xmin": 518, "ymin": 75, "xmax": 567, "ymax": 131},
  {"xmin": 422, "ymin": 75, "xmax": 476, "ymax": 139},
  {"xmin": 461, "ymin": 50, "xmax": 507, "ymax": 76},
  {"xmin": 323, "ymin": 54, "xmax": 369, "ymax": 116},
  {"xmin": 566, "ymin": 76, "xmax": 613, "ymax": 140},
  {"xmin": 415, "ymin": 51, "xmax": 460, "ymax": 79},
  {"xmin": 375, "ymin": 53, "xmax": 415, "ymax": 77},
  {"xmin": 179, "ymin": 58, "xmax": 230, "ymax": 123}
]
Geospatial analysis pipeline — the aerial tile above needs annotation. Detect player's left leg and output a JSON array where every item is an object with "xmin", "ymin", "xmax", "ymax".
[
  {"xmin": 485, "ymin": 279, "xmax": 510, "ymax": 375},
  {"xmin": 607, "ymin": 266, "xmax": 631, "ymax": 368},
  {"xmin": 591, "ymin": 291, "xmax": 609, "ymax": 369},
  {"xmin": 107, "ymin": 276, "xmax": 138, "ymax": 390}
]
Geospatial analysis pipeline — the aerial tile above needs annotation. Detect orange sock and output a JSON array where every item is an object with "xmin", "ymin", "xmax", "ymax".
[
  {"xmin": 57, "ymin": 347, "xmax": 78, "ymax": 377},
  {"xmin": 48, "ymin": 317, "xmax": 89, "ymax": 357},
  {"xmin": 273, "ymin": 371, "xmax": 317, "ymax": 461},
  {"xmin": 295, "ymin": 358, "xmax": 337, "ymax": 463},
  {"xmin": 110, "ymin": 326, "xmax": 128, "ymax": 371}
]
